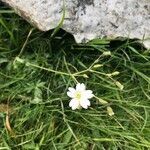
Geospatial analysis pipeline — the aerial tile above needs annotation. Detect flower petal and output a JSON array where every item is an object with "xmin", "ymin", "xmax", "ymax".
[
  {"xmin": 76, "ymin": 83, "xmax": 86, "ymax": 91},
  {"xmin": 67, "ymin": 87, "xmax": 76, "ymax": 98},
  {"xmin": 80, "ymin": 99, "xmax": 90, "ymax": 109},
  {"xmin": 85, "ymin": 90, "xmax": 94, "ymax": 99},
  {"xmin": 67, "ymin": 91, "xmax": 75, "ymax": 98},
  {"xmin": 69, "ymin": 99, "xmax": 80, "ymax": 110},
  {"xmin": 68, "ymin": 87, "xmax": 76, "ymax": 93}
]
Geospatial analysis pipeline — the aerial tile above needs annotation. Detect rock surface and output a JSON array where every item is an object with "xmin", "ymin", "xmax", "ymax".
[{"xmin": 1, "ymin": 0, "xmax": 150, "ymax": 48}]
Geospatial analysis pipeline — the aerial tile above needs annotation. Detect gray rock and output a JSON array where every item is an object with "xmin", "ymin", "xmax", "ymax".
[{"xmin": 1, "ymin": 0, "xmax": 150, "ymax": 48}]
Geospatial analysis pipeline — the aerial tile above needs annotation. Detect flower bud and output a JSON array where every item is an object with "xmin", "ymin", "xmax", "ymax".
[
  {"xmin": 107, "ymin": 106, "xmax": 114, "ymax": 116},
  {"xmin": 98, "ymin": 98, "xmax": 108, "ymax": 104},
  {"xmin": 115, "ymin": 81, "xmax": 124, "ymax": 90},
  {"xmin": 93, "ymin": 64, "xmax": 103, "ymax": 68},
  {"xmin": 103, "ymin": 51, "xmax": 111, "ymax": 56},
  {"xmin": 83, "ymin": 74, "xmax": 89, "ymax": 78},
  {"xmin": 107, "ymin": 71, "xmax": 120, "ymax": 77},
  {"xmin": 111, "ymin": 71, "xmax": 120, "ymax": 76}
]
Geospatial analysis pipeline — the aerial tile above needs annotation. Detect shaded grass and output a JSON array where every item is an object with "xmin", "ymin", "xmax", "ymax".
[{"xmin": 0, "ymin": 4, "xmax": 150, "ymax": 150}]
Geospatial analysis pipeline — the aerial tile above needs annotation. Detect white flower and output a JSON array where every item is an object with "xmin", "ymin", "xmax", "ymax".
[{"xmin": 67, "ymin": 83, "xmax": 94, "ymax": 110}]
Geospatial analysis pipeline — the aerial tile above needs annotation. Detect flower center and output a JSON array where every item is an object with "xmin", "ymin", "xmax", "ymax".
[{"xmin": 75, "ymin": 92, "xmax": 82, "ymax": 100}]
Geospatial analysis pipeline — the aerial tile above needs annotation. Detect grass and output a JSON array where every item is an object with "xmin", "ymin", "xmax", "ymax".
[{"xmin": 0, "ymin": 4, "xmax": 150, "ymax": 150}]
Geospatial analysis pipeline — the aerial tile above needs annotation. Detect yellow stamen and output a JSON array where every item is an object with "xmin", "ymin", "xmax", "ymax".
[{"xmin": 75, "ymin": 92, "xmax": 82, "ymax": 100}]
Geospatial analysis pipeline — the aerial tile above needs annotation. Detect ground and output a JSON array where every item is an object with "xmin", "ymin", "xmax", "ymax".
[{"xmin": 0, "ymin": 4, "xmax": 150, "ymax": 150}]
